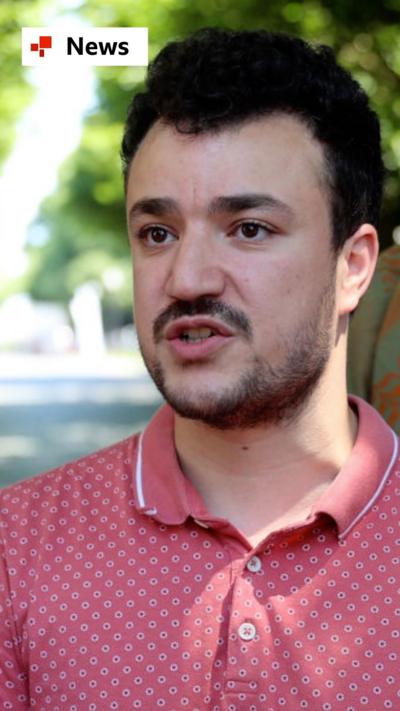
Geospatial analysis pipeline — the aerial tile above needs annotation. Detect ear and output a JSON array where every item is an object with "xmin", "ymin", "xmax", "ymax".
[{"xmin": 336, "ymin": 223, "xmax": 379, "ymax": 316}]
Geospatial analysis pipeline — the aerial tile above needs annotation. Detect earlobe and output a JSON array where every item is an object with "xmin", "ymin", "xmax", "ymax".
[{"xmin": 337, "ymin": 224, "xmax": 379, "ymax": 316}]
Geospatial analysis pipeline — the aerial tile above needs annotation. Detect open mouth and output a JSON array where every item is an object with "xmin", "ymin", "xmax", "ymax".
[
  {"xmin": 179, "ymin": 327, "xmax": 216, "ymax": 343},
  {"xmin": 164, "ymin": 317, "xmax": 235, "ymax": 360}
]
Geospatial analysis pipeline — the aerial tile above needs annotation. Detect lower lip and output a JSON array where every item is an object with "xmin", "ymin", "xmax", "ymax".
[{"xmin": 166, "ymin": 334, "xmax": 232, "ymax": 360}]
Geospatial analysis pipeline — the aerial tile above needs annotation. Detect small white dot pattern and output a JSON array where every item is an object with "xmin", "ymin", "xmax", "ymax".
[{"xmin": 0, "ymin": 400, "xmax": 399, "ymax": 710}]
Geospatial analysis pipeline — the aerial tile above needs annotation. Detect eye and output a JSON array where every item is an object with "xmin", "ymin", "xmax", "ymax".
[
  {"xmin": 138, "ymin": 225, "xmax": 176, "ymax": 247},
  {"xmin": 234, "ymin": 221, "xmax": 274, "ymax": 241}
]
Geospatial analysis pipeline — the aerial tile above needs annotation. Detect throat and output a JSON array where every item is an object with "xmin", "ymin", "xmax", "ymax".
[{"xmin": 202, "ymin": 476, "xmax": 334, "ymax": 546}]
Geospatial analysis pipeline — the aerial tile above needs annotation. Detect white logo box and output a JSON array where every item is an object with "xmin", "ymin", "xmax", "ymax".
[{"xmin": 22, "ymin": 27, "xmax": 148, "ymax": 67}]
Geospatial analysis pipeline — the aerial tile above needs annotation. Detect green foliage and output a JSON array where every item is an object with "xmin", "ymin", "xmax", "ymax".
[
  {"xmin": 29, "ymin": 0, "xmax": 400, "ymax": 308},
  {"xmin": 0, "ymin": 0, "xmax": 50, "ymax": 168},
  {"xmin": 25, "ymin": 152, "xmax": 131, "ymax": 307}
]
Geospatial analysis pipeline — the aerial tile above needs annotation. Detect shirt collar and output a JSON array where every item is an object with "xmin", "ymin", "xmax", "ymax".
[
  {"xmin": 133, "ymin": 396, "xmax": 399, "ymax": 537},
  {"xmin": 133, "ymin": 405, "xmax": 199, "ymax": 525},
  {"xmin": 312, "ymin": 395, "xmax": 398, "ymax": 538}
]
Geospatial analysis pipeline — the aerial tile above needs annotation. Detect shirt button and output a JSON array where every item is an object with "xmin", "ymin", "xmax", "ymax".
[
  {"xmin": 246, "ymin": 555, "xmax": 262, "ymax": 573},
  {"xmin": 238, "ymin": 622, "xmax": 257, "ymax": 641}
]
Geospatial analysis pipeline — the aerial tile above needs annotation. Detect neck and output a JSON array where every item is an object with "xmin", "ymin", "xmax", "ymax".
[{"xmin": 174, "ymin": 351, "xmax": 357, "ymax": 544}]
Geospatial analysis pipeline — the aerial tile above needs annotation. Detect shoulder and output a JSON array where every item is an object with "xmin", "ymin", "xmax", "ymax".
[{"xmin": 0, "ymin": 433, "xmax": 140, "ymax": 519}]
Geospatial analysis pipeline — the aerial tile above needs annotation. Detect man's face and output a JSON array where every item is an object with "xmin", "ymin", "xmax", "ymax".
[{"xmin": 126, "ymin": 114, "xmax": 339, "ymax": 428}]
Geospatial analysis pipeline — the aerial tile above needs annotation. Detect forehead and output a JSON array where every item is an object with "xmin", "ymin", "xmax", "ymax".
[{"xmin": 126, "ymin": 114, "xmax": 330, "ymax": 218}]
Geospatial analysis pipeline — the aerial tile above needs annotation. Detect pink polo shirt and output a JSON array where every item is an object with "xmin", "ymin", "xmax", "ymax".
[{"xmin": 0, "ymin": 396, "xmax": 399, "ymax": 711}]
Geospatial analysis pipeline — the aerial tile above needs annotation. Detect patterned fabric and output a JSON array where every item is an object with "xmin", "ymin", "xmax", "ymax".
[
  {"xmin": 0, "ymin": 398, "xmax": 399, "ymax": 710},
  {"xmin": 348, "ymin": 244, "xmax": 400, "ymax": 433}
]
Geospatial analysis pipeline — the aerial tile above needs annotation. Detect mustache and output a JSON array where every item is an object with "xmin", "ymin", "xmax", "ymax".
[{"xmin": 153, "ymin": 297, "xmax": 252, "ymax": 342}]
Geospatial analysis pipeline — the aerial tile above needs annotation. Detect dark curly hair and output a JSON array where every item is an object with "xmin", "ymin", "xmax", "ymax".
[{"xmin": 121, "ymin": 28, "xmax": 384, "ymax": 251}]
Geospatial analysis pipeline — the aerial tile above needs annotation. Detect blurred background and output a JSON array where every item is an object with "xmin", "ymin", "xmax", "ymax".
[{"xmin": 1, "ymin": 0, "xmax": 400, "ymax": 488}]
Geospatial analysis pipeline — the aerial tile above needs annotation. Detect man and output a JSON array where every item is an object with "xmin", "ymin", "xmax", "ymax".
[{"xmin": 1, "ymin": 28, "xmax": 399, "ymax": 710}]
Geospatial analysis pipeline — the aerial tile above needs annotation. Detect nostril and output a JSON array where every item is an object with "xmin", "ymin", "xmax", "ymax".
[{"xmin": 166, "ymin": 264, "xmax": 225, "ymax": 301}]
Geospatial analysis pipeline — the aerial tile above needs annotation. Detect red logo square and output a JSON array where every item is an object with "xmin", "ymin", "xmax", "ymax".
[{"xmin": 40, "ymin": 36, "xmax": 52, "ymax": 49}]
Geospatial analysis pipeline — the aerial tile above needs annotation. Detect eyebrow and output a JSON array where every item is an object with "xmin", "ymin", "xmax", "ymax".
[
  {"xmin": 208, "ymin": 194, "xmax": 294, "ymax": 218},
  {"xmin": 128, "ymin": 193, "xmax": 294, "ymax": 222},
  {"xmin": 128, "ymin": 197, "xmax": 179, "ymax": 222}
]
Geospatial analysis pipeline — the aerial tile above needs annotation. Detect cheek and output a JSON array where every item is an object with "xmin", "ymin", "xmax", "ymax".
[
  {"xmin": 133, "ymin": 262, "xmax": 166, "ymax": 339},
  {"xmin": 250, "ymin": 259, "xmax": 298, "ymax": 303},
  {"xmin": 250, "ymin": 264, "xmax": 311, "ymax": 334},
  {"xmin": 133, "ymin": 267, "xmax": 151, "ymax": 328},
  {"xmin": 133, "ymin": 257, "xmax": 156, "ymax": 300}
]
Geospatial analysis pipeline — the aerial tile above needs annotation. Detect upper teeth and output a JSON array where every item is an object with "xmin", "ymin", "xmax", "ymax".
[{"xmin": 181, "ymin": 328, "xmax": 215, "ymax": 341}]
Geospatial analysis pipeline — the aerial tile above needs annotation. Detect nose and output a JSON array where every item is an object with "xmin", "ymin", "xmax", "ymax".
[{"xmin": 165, "ymin": 231, "xmax": 225, "ymax": 302}]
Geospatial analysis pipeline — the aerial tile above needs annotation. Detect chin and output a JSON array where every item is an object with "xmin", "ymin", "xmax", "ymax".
[
  {"xmin": 140, "ymin": 294, "xmax": 335, "ymax": 430},
  {"xmin": 151, "ymin": 368, "xmax": 288, "ymax": 429}
]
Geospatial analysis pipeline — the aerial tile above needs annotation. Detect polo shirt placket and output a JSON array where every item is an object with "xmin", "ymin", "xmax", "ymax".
[{"xmin": 0, "ymin": 396, "xmax": 399, "ymax": 710}]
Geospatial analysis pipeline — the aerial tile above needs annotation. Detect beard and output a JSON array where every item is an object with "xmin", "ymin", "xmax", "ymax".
[{"xmin": 138, "ymin": 282, "xmax": 336, "ymax": 430}]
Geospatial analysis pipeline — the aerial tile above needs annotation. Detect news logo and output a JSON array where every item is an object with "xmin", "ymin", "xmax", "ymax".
[
  {"xmin": 22, "ymin": 28, "xmax": 148, "ymax": 67},
  {"xmin": 30, "ymin": 35, "xmax": 52, "ymax": 58}
]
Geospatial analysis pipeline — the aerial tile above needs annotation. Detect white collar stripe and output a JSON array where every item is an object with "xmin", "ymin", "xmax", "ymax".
[
  {"xmin": 135, "ymin": 432, "xmax": 157, "ymax": 516},
  {"xmin": 135, "ymin": 432, "xmax": 145, "ymax": 507}
]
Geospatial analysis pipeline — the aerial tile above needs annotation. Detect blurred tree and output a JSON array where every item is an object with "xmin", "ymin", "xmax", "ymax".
[
  {"xmin": 27, "ymin": 0, "xmax": 400, "ymax": 308},
  {"xmin": 25, "ymin": 153, "xmax": 133, "ymax": 328},
  {"xmin": 0, "ymin": 0, "xmax": 50, "ymax": 169}
]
